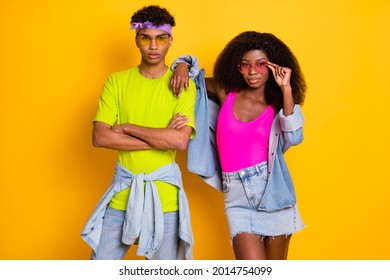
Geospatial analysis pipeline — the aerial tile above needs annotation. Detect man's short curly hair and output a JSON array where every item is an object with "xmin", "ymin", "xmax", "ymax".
[
  {"xmin": 214, "ymin": 31, "xmax": 306, "ymax": 111},
  {"xmin": 131, "ymin": 5, "xmax": 175, "ymax": 27}
]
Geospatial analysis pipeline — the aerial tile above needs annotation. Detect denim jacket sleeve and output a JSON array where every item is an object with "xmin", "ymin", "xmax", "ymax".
[
  {"xmin": 171, "ymin": 56, "xmax": 222, "ymax": 184},
  {"xmin": 259, "ymin": 105, "xmax": 304, "ymax": 212},
  {"xmin": 277, "ymin": 105, "xmax": 304, "ymax": 153},
  {"xmin": 170, "ymin": 55, "xmax": 200, "ymax": 80}
]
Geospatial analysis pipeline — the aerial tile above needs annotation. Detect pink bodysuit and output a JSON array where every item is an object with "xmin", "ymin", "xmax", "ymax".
[{"xmin": 216, "ymin": 92, "xmax": 275, "ymax": 172}]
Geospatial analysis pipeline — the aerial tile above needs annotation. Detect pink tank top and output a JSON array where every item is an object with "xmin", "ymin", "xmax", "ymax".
[{"xmin": 217, "ymin": 92, "xmax": 274, "ymax": 172}]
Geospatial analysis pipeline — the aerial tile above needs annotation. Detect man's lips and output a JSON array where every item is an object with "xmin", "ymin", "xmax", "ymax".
[{"xmin": 148, "ymin": 53, "xmax": 159, "ymax": 59}]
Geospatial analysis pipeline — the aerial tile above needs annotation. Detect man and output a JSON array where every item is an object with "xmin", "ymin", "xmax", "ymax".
[{"xmin": 81, "ymin": 5, "xmax": 196, "ymax": 260}]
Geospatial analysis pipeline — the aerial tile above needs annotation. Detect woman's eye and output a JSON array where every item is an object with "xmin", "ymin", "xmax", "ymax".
[{"xmin": 256, "ymin": 62, "xmax": 267, "ymax": 67}]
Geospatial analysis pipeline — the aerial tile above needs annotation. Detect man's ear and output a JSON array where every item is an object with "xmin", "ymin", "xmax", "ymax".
[{"xmin": 168, "ymin": 36, "xmax": 173, "ymax": 47}]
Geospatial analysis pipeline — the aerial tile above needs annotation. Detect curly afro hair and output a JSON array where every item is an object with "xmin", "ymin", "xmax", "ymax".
[
  {"xmin": 214, "ymin": 31, "xmax": 306, "ymax": 111},
  {"xmin": 131, "ymin": 5, "xmax": 175, "ymax": 28}
]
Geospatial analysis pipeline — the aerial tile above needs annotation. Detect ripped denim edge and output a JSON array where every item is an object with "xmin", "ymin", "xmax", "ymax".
[{"xmin": 231, "ymin": 231, "xmax": 292, "ymax": 242}]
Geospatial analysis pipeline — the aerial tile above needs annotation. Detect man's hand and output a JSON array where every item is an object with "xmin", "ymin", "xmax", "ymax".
[{"xmin": 168, "ymin": 113, "xmax": 189, "ymax": 129}]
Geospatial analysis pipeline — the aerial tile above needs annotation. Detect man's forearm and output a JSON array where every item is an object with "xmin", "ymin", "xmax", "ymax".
[
  {"xmin": 93, "ymin": 122, "xmax": 153, "ymax": 151},
  {"xmin": 97, "ymin": 133, "xmax": 153, "ymax": 151},
  {"xmin": 120, "ymin": 123, "xmax": 191, "ymax": 151}
]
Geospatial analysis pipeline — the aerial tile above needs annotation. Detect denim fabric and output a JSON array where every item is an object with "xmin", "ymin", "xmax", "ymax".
[
  {"xmin": 222, "ymin": 162, "xmax": 305, "ymax": 238},
  {"xmin": 91, "ymin": 207, "xmax": 179, "ymax": 260},
  {"xmin": 171, "ymin": 55, "xmax": 305, "ymax": 212},
  {"xmin": 171, "ymin": 55, "xmax": 220, "ymax": 178},
  {"xmin": 81, "ymin": 161, "xmax": 193, "ymax": 260}
]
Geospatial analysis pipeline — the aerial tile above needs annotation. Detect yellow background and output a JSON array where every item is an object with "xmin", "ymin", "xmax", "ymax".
[{"xmin": 1, "ymin": 0, "xmax": 389, "ymax": 260}]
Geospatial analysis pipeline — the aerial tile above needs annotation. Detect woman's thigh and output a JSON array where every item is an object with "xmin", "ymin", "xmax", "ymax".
[{"xmin": 232, "ymin": 232, "xmax": 266, "ymax": 260}]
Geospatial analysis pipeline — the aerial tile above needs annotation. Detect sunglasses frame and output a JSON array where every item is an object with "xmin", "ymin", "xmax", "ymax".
[
  {"xmin": 137, "ymin": 34, "xmax": 170, "ymax": 46},
  {"xmin": 238, "ymin": 61, "xmax": 268, "ymax": 75}
]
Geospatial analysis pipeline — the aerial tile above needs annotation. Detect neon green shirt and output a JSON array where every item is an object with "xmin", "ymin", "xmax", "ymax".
[{"xmin": 93, "ymin": 66, "xmax": 196, "ymax": 212}]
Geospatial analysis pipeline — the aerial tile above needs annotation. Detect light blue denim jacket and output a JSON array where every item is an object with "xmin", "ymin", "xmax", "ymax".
[
  {"xmin": 81, "ymin": 161, "xmax": 194, "ymax": 259},
  {"xmin": 172, "ymin": 55, "xmax": 304, "ymax": 212}
]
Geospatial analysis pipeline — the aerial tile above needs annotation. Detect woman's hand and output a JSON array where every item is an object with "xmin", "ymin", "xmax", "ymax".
[
  {"xmin": 170, "ymin": 63, "xmax": 190, "ymax": 98},
  {"xmin": 268, "ymin": 62, "xmax": 294, "ymax": 115},
  {"xmin": 267, "ymin": 62, "xmax": 292, "ymax": 89}
]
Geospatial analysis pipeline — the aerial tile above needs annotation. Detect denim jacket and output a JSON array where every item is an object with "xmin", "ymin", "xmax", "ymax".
[
  {"xmin": 172, "ymin": 56, "xmax": 304, "ymax": 212},
  {"xmin": 81, "ymin": 161, "xmax": 194, "ymax": 259}
]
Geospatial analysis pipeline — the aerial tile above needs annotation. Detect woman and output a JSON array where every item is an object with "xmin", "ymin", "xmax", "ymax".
[{"xmin": 171, "ymin": 31, "xmax": 306, "ymax": 260}]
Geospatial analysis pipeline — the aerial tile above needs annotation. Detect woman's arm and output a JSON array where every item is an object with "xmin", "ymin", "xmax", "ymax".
[
  {"xmin": 170, "ymin": 63, "xmax": 190, "ymax": 97},
  {"xmin": 170, "ymin": 55, "xmax": 200, "ymax": 97},
  {"xmin": 267, "ymin": 62, "xmax": 294, "ymax": 116},
  {"xmin": 205, "ymin": 77, "xmax": 226, "ymax": 104}
]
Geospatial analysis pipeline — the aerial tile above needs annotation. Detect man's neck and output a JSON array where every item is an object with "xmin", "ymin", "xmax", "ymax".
[{"xmin": 138, "ymin": 61, "xmax": 168, "ymax": 79}]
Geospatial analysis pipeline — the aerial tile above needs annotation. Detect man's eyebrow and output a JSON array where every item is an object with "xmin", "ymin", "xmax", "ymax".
[{"xmin": 138, "ymin": 32, "xmax": 169, "ymax": 37}]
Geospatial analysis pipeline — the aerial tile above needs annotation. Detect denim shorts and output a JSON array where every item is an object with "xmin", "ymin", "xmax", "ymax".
[
  {"xmin": 222, "ymin": 162, "xmax": 305, "ymax": 239},
  {"xmin": 92, "ymin": 206, "xmax": 179, "ymax": 260}
]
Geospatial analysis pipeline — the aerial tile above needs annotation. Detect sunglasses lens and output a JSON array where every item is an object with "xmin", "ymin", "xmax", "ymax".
[
  {"xmin": 238, "ymin": 63, "xmax": 249, "ymax": 74},
  {"xmin": 138, "ymin": 35, "xmax": 169, "ymax": 46},
  {"xmin": 138, "ymin": 36, "xmax": 151, "ymax": 46},
  {"xmin": 254, "ymin": 62, "xmax": 267, "ymax": 72},
  {"xmin": 238, "ymin": 62, "xmax": 267, "ymax": 74},
  {"xmin": 155, "ymin": 36, "xmax": 168, "ymax": 46}
]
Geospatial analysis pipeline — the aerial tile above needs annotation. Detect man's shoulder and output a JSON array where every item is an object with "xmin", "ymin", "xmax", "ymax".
[
  {"xmin": 188, "ymin": 78, "xmax": 196, "ymax": 88},
  {"xmin": 184, "ymin": 79, "xmax": 197, "ymax": 96},
  {"xmin": 103, "ymin": 67, "xmax": 139, "ymax": 87}
]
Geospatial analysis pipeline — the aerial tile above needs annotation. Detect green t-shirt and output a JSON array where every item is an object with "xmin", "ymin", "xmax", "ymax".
[{"xmin": 93, "ymin": 67, "xmax": 196, "ymax": 212}]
